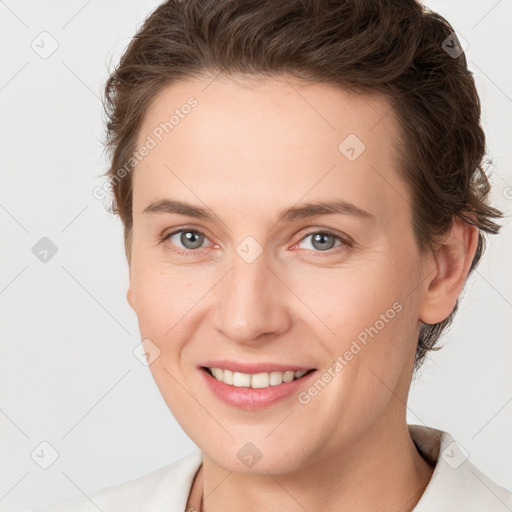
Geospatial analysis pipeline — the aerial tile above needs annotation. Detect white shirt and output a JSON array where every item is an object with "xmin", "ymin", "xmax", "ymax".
[{"xmin": 32, "ymin": 425, "xmax": 512, "ymax": 512}]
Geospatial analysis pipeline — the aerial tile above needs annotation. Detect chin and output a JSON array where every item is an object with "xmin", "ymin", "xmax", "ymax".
[{"xmin": 205, "ymin": 449, "xmax": 305, "ymax": 475}]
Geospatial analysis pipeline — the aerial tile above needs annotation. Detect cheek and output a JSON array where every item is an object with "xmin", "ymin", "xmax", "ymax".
[
  {"xmin": 291, "ymin": 254, "xmax": 420, "ymax": 377},
  {"xmin": 130, "ymin": 262, "xmax": 184, "ymax": 335},
  {"xmin": 287, "ymin": 263, "xmax": 404, "ymax": 336},
  {"xmin": 129, "ymin": 260, "xmax": 216, "ymax": 358}
]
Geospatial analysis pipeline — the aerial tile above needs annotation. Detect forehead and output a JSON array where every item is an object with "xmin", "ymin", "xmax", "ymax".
[
  {"xmin": 137, "ymin": 74, "xmax": 396, "ymax": 152},
  {"xmin": 133, "ymin": 75, "xmax": 410, "ymax": 227}
]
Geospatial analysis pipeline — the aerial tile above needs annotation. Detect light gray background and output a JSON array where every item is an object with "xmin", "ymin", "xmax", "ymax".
[{"xmin": 1, "ymin": 0, "xmax": 511, "ymax": 510}]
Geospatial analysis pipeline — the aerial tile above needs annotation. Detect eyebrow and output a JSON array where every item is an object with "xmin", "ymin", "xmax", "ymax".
[{"xmin": 142, "ymin": 198, "xmax": 375, "ymax": 222}]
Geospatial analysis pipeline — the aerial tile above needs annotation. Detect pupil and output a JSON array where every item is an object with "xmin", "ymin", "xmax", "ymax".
[
  {"xmin": 182, "ymin": 231, "xmax": 203, "ymax": 249},
  {"xmin": 313, "ymin": 233, "xmax": 335, "ymax": 250}
]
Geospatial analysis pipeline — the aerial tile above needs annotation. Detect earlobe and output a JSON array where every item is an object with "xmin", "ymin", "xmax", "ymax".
[
  {"xmin": 126, "ymin": 248, "xmax": 134, "ymax": 310},
  {"xmin": 127, "ymin": 285, "xmax": 135, "ymax": 310},
  {"xmin": 419, "ymin": 219, "xmax": 479, "ymax": 325}
]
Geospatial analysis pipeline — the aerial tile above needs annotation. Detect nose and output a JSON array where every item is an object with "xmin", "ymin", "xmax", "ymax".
[{"xmin": 213, "ymin": 250, "xmax": 292, "ymax": 345}]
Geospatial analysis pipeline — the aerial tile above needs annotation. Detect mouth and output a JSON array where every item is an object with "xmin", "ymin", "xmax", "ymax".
[
  {"xmin": 201, "ymin": 366, "xmax": 317, "ymax": 388},
  {"xmin": 199, "ymin": 364, "xmax": 318, "ymax": 410}
]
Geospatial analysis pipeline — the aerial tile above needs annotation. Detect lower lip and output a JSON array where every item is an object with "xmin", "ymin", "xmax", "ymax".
[{"xmin": 199, "ymin": 368, "xmax": 317, "ymax": 410}]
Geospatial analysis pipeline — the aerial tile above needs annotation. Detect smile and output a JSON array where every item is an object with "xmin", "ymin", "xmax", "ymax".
[
  {"xmin": 203, "ymin": 367, "xmax": 315, "ymax": 388},
  {"xmin": 200, "ymin": 366, "xmax": 318, "ymax": 410}
]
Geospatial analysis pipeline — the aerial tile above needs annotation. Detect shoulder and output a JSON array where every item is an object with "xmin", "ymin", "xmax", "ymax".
[
  {"xmin": 422, "ymin": 457, "xmax": 512, "ymax": 511},
  {"xmin": 35, "ymin": 451, "xmax": 202, "ymax": 512},
  {"xmin": 409, "ymin": 424, "xmax": 512, "ymax": 511}
]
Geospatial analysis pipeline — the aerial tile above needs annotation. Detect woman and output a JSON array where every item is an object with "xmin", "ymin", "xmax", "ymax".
[{"xmin": 37, "ymin": 0, "xmax": 512, "ymax": 510}]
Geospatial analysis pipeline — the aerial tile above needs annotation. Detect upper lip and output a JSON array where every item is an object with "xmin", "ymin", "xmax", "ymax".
[{"xmin": 200, "ymin": 360, "xmax": 316, "ymax": 374}]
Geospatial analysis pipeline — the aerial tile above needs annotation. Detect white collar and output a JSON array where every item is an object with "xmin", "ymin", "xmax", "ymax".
[
  {"xmin": 71, "ymin": 425, "xmax": 511, "ymax": 511},
  {"xmin": 409, "ymin": 424, "xmax": 512, "ymax": 511}
]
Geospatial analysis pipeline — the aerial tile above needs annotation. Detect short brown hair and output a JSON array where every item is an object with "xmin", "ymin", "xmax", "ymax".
[{"xmin": 102, "ymin": 0, "xmax": 503, "ymax": 372}]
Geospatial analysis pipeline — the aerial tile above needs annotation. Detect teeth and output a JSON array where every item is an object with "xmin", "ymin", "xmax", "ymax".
[
  {"xmin": 207, "ymin": 367, "xmax": 311, "ymax": 388},
  {"xmin": 233, "ymin": 372, "xmax": 251, "ymax": 387}
]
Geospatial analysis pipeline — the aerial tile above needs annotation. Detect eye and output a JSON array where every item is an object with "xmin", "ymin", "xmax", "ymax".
[
  {"xmin": 162, "ymin": 229, "xmax": 210, "ymax": 254},
  {"xmin": 161, "ymin": 227, "xmax": 351, "ymax": 257},
  {"xmin": 294, "ymin": 229, "xmax": 349, "ymax": 254}
]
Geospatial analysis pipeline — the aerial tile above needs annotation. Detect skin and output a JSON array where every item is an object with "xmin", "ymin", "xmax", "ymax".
[{"xmin": 126, "ymin": 74, "xmax": 478, "ymax": 512}]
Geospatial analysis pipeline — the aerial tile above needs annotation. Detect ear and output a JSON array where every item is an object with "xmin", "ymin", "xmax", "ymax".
[
  {"xmin": 419, "ymin": 218, "xmax": 479, "ymax": 325},
  {"xmin": 125, "ymin": 235, "xmax": 134, "ymax": 310},
  {"xmin": 127, "ymin": 283, "xmax": 135, "ymax": 311},
  {"xmin": 126, "ymin": 256, "xmax": 136, "ymax": 311}
]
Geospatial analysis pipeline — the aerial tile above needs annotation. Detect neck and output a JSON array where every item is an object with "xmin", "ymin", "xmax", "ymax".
[{"xmin": 187, "ymin": 415, "xmax": 434, "ymax": 512}]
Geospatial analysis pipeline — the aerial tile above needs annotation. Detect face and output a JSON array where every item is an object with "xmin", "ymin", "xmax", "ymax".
[{"xmin": 127, "ymin": 75, "xmax": 429, "ymax": 474}]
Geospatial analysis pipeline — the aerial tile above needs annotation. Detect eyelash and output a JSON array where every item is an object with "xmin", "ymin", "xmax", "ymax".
[{"xmin": 160, "ymin": 227, "xmax": 352, "ymax": 257}]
